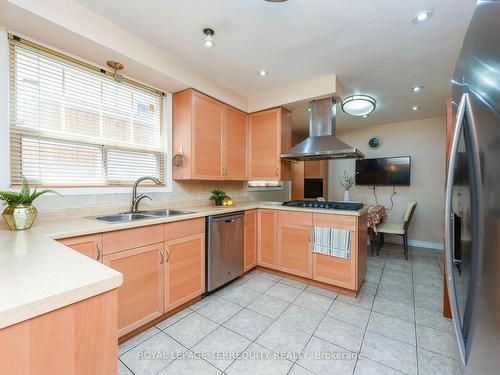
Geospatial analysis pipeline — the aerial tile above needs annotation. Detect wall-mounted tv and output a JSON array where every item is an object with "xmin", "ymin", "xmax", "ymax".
[{"xmin": 355, "ymin": 156, "xmax": 411, "ymax": 186}]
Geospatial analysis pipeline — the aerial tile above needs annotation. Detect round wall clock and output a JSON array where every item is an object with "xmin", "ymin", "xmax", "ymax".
[{"xmin": 368, "ymin": 136, "xmax": 382, "ymax": 149}]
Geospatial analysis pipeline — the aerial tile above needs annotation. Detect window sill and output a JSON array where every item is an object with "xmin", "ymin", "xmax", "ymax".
[{"xmin": 1, "ymin": 184, "xmax": 173, "ymax": 196}]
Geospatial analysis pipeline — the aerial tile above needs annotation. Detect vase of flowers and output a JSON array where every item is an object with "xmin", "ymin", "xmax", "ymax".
[
  {"xmin": 209, "ymin": 188, "xmax": 227, "ymax": 206},
  {"xmin": 0, "ymin": 178, "xmax": 60, "ymax": 231},
  {"xmin": 338, "ymin": 170, "xmax": 355, "ymax": 202}
]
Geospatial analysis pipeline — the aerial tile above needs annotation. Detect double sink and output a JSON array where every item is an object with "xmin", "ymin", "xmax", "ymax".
[{"xmin": 92, "ymin": 209, "xmax": 194, "ymax": 223}]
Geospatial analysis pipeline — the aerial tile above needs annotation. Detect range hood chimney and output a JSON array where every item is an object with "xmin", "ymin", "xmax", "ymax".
[{"xmin": 281, "ymin": 97, "xmax": 365, "ymax": 161}]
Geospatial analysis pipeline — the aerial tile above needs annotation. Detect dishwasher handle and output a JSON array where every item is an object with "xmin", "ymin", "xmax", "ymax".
[{"xmin": 210, "ymin": 212, "xmax": 244, "ymax": 223}]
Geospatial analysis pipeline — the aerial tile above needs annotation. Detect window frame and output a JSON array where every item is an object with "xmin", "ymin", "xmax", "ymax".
[{"xmin": 1, "ymin": 35, "xmax": 173, "ymax": 195}]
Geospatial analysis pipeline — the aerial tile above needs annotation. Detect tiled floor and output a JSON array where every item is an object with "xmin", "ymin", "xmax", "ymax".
[{"xmin": 118, "ymin": 244, "xmax": 461, "ymax": 375}]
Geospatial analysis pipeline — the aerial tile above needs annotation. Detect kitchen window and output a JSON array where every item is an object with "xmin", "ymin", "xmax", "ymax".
[{"xmin": 8, "ymin": 35, "xmax": 167, "ymax": 188}]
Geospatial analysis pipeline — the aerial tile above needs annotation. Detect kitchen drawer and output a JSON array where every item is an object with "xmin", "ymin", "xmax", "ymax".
[
  {"xmin": 278, "ymin": 210, "xmax": 312, "ymax": 226},
  {"xmin": 164, "ymin": 218, "xmax": 204, "ymax": 241},
  {"xmin": 102, "ymin": 224, "xmax": 163, "ymax": 254},
  {"xmin": 312, "ymin": 213, "xmax": 356, "ymax": 231}
]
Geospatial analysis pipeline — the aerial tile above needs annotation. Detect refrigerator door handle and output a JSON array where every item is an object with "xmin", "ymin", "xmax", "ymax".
[{"xmin": 445, "ymin": 93, "xmax": 468, "ymax": 366}]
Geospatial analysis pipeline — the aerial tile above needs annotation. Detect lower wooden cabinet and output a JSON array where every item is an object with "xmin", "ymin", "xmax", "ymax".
[
  {"xmin": 164, "ymin": 233, "xmax": 205, "ymax": 311},
  {"xmin": 57, "ymin": 233, "xmax": 102, "ymax": 261},
  {"xmin": 277, "ymin": 223, "xmax": 312, "ymax": 278},
  {"xmin": 244, "ymin": 210, "xmax": 257, "ymax": 271},
  {"xmin": 103, "ymin": 243, "xmax": 164, "ymax": 337},
  {"xmin": 257, "ymin": 209, "xmax": 278, "ymax": 269}
]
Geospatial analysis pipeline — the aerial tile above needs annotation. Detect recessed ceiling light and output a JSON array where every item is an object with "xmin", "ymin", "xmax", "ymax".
[
  {"xmin": 412, "ymin": 106, "xmax": 420, "ymax": 111},
  {"xmin": 258, "ymin": 70, "xmax": 269, "ymax": 77},
  {"xmin": 202, "ymin": 28, "xmax": 215, "ymax": 48},
  {"xmin": 362, "ymin": 114, "xmax": 368, "ymax": 118},
  {"xmin": 413, "ymin": 10, "xmax": 432, "ymax": 23},
  {"xmin": 341, "ymin": 95, "xmax": 376, "ymax": 117},
  {"xmin": 411, "ymin": 85, "xmax": 424, "ymax": 93}
]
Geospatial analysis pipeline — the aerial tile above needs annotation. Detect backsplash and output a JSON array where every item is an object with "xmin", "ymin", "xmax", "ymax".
[{"xmin": 32, "ymin": 180, "xmax": 290, "ymax": 212}]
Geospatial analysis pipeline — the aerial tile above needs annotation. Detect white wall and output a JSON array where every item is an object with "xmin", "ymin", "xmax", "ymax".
[{"xmin": 329, "ymin": 117, "xmax": 446, "ymax": 246}]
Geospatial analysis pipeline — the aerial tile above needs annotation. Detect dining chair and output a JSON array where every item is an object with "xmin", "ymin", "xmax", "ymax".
[{"xmin": 376, "ymin": 201, "xmax": 417, "ymax": 260}]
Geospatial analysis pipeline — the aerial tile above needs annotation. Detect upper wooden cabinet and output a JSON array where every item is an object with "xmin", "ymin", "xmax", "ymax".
[
  {"xmin": 173, "ymin": 89, "xmax": 247, "ymax": 180},
  {"xmin": 248, "ymin": 108, "xmax": 292, "ymax": 180},
  {"xmin": 223, "ymin": 106, "xmax": 247, "ymax": 179},
  {"xmin": 304, "ymin": 160, "xmax": 327, "ymax": 179}
]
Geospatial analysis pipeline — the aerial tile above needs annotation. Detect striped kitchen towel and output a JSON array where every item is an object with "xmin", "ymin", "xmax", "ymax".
[{"xmin": 312, "ymin": 227, "xmax": 351, "ymax": 259}]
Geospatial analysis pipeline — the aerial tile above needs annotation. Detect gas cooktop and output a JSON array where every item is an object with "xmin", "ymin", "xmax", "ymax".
[{"xmin": 282, "ymin": 200, "xmax": 364, "ymax": 211}]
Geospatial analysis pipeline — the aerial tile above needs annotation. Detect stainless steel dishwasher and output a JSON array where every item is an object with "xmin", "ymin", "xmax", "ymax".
[{"xmin": 206, "ymin": 211, "xmax": 244, "ymax": 292}]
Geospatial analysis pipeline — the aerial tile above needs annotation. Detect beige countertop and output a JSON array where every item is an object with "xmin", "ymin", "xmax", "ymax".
[{"xmin": 0, "ymin": 201, "xmax": 367, "ymax": 329}]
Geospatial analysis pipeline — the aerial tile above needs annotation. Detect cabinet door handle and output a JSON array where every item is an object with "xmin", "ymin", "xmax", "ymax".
[
  {"xmin": 96, "ymin": 242, "xmax": 102, "ymax": 261},
  {"xmin": 165, "ymin": 247, "xmax": 170, "ymax": 263},
  {"xmin": 160, "ymin": 249, "xmax": 164, "ymax": 264},
  {"xmin": 276, "ymin": 167, "xmax": 279, "ymax": 176}
]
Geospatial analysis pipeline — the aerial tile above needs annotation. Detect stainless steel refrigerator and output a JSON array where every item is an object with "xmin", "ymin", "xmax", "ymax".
[{"xmin": 445, "ymin": 1, "xmax": 500, "ymax": 374}]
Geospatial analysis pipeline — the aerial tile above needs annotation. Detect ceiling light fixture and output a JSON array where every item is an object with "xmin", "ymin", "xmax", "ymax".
[
  {"xmin": 411, "ymin": 85, "xmax": 424, "ymax": 93},
  {"xmin": 413, "ymin": 10, "xmax": 432, "ymax": 23},
  {"xmin": 258, "ymin": 69, "xmax": 269, "ymax": 77},
  {"xmin": 412, "ymin": 106, "xmax": 420, "ymax": 111},
  {"xmin": 202, "ymin": 28, "xmax": 215, "ymax": 48},
  {"xmin": 341, "ymin": 95, "xmax": 376, "ymax": 117}
]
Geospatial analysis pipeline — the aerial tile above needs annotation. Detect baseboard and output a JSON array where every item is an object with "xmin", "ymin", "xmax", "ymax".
[{"xmin": 384, "ymin": 235, "xmax": 444, "ymax": 250}]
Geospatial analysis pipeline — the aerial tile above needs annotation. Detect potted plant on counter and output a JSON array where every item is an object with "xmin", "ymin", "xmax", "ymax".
[
  {"xmin": 0, "ymin": 178, "xmax": 60, "ymax": 231},
  {"xmin": 339, "ymin": 170, "xmax": 355, "ymax": 202},
  {"xmin": 209, "ymin": 188, "xmax": 227, "ymax": 206}
]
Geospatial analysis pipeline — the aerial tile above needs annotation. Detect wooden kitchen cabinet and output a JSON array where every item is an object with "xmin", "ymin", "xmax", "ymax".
[
  {"xmin": 257, "ymin": 209, "xmax": 278, "ymax": 269},
  {"xmin": 103, "ymin": 243, "xmax": 164, "ymax": 337},
  {"xmin": 277, "ymin": 211, "xmax": 313, "ymax": 278},
  {"xmin": 223, "ymin": 106, "xmax": 247, "ymax": 179},
  {"xmin": 164, "ymin": 232, "xmax": 205, "ymax": 311},
  {"xmin": 58, "ymin": 233, "xmax": 102, "ymax": 261},
  {"xmin": 248, "ymin": 107, "xmax": 292, "ymax": 180},
  {"xmin": 311, "ymin": 213, "xmax": 361, "ymax": 290},
  {"xmin": 172, "ymin": 89, "xmax": 247, "ymax": 180},
  {"xmin": 244, "ymin": 210, "xmax": 257, "ymax": 272},
  {"xmin": 304, "ymin": 160, "xmax": 327, "ymax": 179}
]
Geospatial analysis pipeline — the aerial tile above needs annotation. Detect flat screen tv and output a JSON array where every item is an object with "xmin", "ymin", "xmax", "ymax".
[{"xmin": 355, "ymin": 156, "xmax": 411, "ymax": 186}]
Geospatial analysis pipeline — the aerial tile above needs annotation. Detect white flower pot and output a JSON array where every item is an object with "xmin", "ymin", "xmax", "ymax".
[{"xmin": 343, "ymin": 190, "xmax": 351, "ymax": 202}]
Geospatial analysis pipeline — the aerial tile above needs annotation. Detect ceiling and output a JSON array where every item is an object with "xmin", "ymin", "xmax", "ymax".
[{"xmin": 75, "ymin": 0, "xmax": 476, "ymax": 134}]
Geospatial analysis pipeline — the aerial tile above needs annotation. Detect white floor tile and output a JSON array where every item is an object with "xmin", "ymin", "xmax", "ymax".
[
  {"xmin": 192, "ymin": 326, "xmax": 252, "ymax": 371},
  {"xmin": 367, "ymin": 311, "xmax": 416, "ymax": 345},
  {"xmin": 372, "ymin": 295, "xmax": 415, "ymax": 322},
  {"xmin": 156, "ymin": 309, "xmax": 192, "ymax": 330},
  {"xmin": 293, "ymin": 291, "xmax": 333, "ymax": 314},
  {"xmin": 242, "ymin": 276, "xmax": 277, "ymax": 293},
  {"xmin": 315, "ymin": 315, "xmax": 365, "ymax": 352},
  {"xmin": 279, "ymin": 277, "xmax": 309, "ymax": 290},
  {"xmin": 297, "ymin": 336, "xmax": 357, "ymax": 375},
  {"xmin": 361, "ymin": 330, "xmax": 417, "ymax": 375},
  {"xmin": 119, "ymin": 326, "xmax": 161, "ymax": 355},
  {"xmin": 354, "ymin": 357, "xmax": 405, "ymax": 375},
  {"xmin": 417, "ymin": 347, "xmax": 462, "ymax": 375},
  {"xmin": 327, "ymin": 300, "xmax": 371, "ymax": 328},
  {"xmin": 164, "ymin": 312, "xmax": 219, "ymax": 348},
  {"xmin": 256, "ymin": 320, "xmax": 311, "ymax": 358},
  {"xmin": 275, "ymin": 304, "xmax": 323, "ymax": 334},
  {"xmin": 247, "ymin": 294, "xmax": 289, "ymax": 319},
  {"xmin": 416, "ymin": 324, "xmax": 459, "ymax": 360},
  {"xmin": 265, "ymin": 282, "xmax": 303, "ymax": 302},
  {"xmin": 305, "ymin": 285, "xmax": 338, "ymax": 299},
  {"xmin": 223, "ymin": 308, "xmax": 273, "ymax": 340},
  {"xmin": 196, "ymin": 296, "xmax": 243, "ymax": 324},
  {"xmin": 225, "ymin": 342, "xmax": 294, "ymax": 375},
  {"xmin": 157, "ymin": 351, "xmax": 222, "ymax": 375},
  {"xmin": 120, "ymin": 331, "xmax": 187, "ymax": 375},
  {"xmin": 218, "ymin": 284, "xmax": 262, "ymax": 307}
]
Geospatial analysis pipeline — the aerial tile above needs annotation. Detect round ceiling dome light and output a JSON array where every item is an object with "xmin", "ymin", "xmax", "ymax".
[
  {"xmin": 258, "ymin": 69, "xmax": 269, "ymax": 77},
  {"xmin": 413, "ymin": 10, "xmax": 432, "ymax": 23},
  {"xmin": 341, "ymin": 95, "xmax": 376, "ymax": 117},
  {"xmin": 202, "ymin": 28, "xmax": 215, "ymax": 48}
]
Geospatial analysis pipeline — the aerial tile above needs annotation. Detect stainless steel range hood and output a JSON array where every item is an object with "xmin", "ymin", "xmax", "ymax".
[{"xmin": 281, "ymin": 97, "xmax": 365, "ymax": 161}]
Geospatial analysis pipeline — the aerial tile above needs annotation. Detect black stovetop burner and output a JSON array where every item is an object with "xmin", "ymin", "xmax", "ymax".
[{"xmin": 282, "ymin": 200, "xmax": 364, "ymax": 211}]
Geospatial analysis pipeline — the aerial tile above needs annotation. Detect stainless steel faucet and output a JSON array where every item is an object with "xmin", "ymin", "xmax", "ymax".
[{"xmin": 130, "ymin": 176, "xmax": 161, "ymax": 212}]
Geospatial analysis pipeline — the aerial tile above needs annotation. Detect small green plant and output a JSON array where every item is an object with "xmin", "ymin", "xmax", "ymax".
[
  {"xmin": 338, "ymin": 170, "xmax": 355, "ymax": 191},
  {"xmin": 209, "ymin": 188, "xmax": 227, "ymax": 204},
  {"xmin": 0, "ymin": 178, "xmax": 60, "ymax": 206}
]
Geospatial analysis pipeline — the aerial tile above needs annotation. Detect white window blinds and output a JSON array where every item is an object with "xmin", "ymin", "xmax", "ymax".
[{"xmin": 8, "ymin": 36, "xmax": 166, "ymax": 187}]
